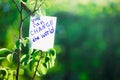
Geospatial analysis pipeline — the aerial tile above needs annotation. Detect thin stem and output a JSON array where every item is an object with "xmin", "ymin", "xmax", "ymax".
[
  {"xmin": 31, "ymin": 51, "xmax": 43, "ymax": 80},
  {"xmin": 33, "ymin": 0, "xmax": 46, "ymax": 13},
  {"xmin": 16, "ymin": 49, "xmax": 20, "ymax": 80},
  {"xmin": 22, "ymin": 15, "xmax": 29, "ymax": 22},
  {"xmin": 12, "ymin": 1, "xmax": 23, "ymax": 80},
  {"xmin": 34, "ymin": 0, "xmax": 38, "ymax": 12},
  {"xmin": 19, "ymin": 9, "xmax": 23, "ymax": 39},
  {"xmin": 22, "ymin": 0, "xmax": 46, "ymax": 22},
  {"xmin": 12, "ymin": 0, "xmax": 21, "ymax": 13},
  {"xmin": 16, "ymin": 4, "xmax": 23, "ymax": 80}
]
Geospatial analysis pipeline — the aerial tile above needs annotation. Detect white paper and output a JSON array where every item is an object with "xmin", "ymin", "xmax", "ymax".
[{"xmin": 29, "ymin": 15, "xmax": 57, "ymax": 51}]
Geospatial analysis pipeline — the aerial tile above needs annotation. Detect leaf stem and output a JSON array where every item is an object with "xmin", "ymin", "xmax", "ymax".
[
  {"xmin": 33, "ymin": 0, "xmax": 46, "ymax": 13},
  {"xmin": 22, "ymin": 0, "xmax": 46, "ymax": 22},
  {"xmin": 34, "ymin": 0, "xmax": 38, "ymax": 12},
  {"xmin": 31, "ymin": 51, "xmax": 43, "ymax": 80}
]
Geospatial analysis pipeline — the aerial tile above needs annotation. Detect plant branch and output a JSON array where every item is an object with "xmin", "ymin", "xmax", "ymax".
[
  {"xmin": 12, "ymin": 0, "xmax": 21, "ymax": 13},
  {"xmin": 34, "ymin": 0, "xmax": 38, "ymax": 12},
  {"xmin": 22, "ymin": 0, "xmax": 46, "ymax": 22},
  {"xmin": 31, "ymin": 51, "xmax": 43, "ymax": 80},
  {"xmin": 16, "ymin": 3, "xmax": 23, "ymax": 80},
  {"xmin": 33, "ymin": 0, "xmax": 46, "ymax": 13}
]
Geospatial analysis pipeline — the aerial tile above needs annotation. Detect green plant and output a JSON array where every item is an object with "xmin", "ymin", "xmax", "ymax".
[{"xmin": 0, "ymin": 0, "xmax": 56, "ymax": 80}]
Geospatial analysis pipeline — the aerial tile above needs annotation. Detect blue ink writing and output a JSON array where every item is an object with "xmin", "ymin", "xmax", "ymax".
[
  {"xmin": 41, "ymin": 28, "xmax": 54, "ymax": 39},
  {"xmin": 32, "ymin": 36, "xmax": 40, "ymax": 42},
  {"xmin": 30, "ymin": 16, "xmax": 55, "ymax": 43}
]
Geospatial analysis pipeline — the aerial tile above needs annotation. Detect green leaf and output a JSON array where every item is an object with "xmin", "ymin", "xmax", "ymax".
[
  {"xmin": 28, "ymin": 59, "xmax": 35, "ymax": 71},
  {"xmin": 20, "ymin": 54, "xmax": 29, "ymax": 65},
  {"xmin": 8, "ymin": 70, "xmax": 14, "ymax": 80},
  {"xmin": 1, "ymin": 60, "xmax": 9, "ymax": 67},
  {"xmin": 19, "ymin": 69, "xmax": 24, "ymax": 75},
  {"xmin": 49, "ymin": 48, "xmax": 56, "ymax": 56},
  {"xmin": 28, "ymin": 48, "xmax": 33, "ymax": 54},
  {"xmin": 32, "ymin": 50, "xmax": 39, "ymax": 57},
  {"xmin": 21, "ymin": 37, "xmax": 30, "ymax": 54},
  {"xmin": 12, "ymin": 51, "xmax": 18, "ymax": 64},
  {"xmin": 15, "ymin": 39, "xmax": 21, "ymax": 50},
  {"xmin": 0, "ymin": 68, "xmax": 8, "ymax": 79},
  {"xmin": 22, "ymin": 0, "xmax": 28, "ymax": 2},
  {"xmin": 32, "ymin": 50, "xmax": 41, "ymax": 60},
  {"xmin": 49, "ymin": 48, "xmax": 56, "ymax": 60},
  {"xmin": 27, "ymin": 59, "xmax": 37, "ymax": 71},
  {"xmin": 46, "ymin": 52, "xmax": 50, "ymax": 57},
  {"xmin": 21, "ymin": 37, "xmax": 29, "ymax": 47},
  {"xmin": 37, "ymin": 63, "xmax": 47, "ymax": 76},
  {"xmin": 6, "ymin": 54, "xmax": 13, "ymax": 63},
  {"xmin": 45, "ymin": 57, "xmax": 50, "ymax": 63},
  {"xmin": 0, "ymin": 57, "xmax": 6, "ymax": 60},
  {"xmin": 42, "ymin": 63, "xmax": 47, "ymax": 68},
  {"xmin": 0, "ymin": 48, "xmax": 12, "ymax": 55},
  {"xmin": 47, "ymin": 59, "xmax": 55, "ymax": 68}
]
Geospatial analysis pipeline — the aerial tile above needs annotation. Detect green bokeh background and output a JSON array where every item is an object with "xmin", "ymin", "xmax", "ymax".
[{"xmin": 0, "ymin": 0, "xmax": 120, "ymax": 80}]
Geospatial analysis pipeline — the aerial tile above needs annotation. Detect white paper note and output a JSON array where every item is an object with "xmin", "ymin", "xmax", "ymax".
[{"xmin": 29, "ymin": 15, "xmax": 57, "ymax": 51}]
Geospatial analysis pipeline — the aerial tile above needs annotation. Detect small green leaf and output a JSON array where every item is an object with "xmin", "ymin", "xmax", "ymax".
[
  {"xmin": 22, "ymin": 0, "xmax": 28, "ymax": 2},
  {"xmin": 15, "ymin": 39, "xmax": 21, "ymax": 50},
  {"xmin": 32, "ymin": 50, "xmax": 41, "ymax": 60},
  {"xmin": 0, "ymin": 68, "xmax": 8, "ymax": 79},
  {"xmin": 21, "ymin": 37, "xmax": 29, "ymax": 47},
  {"xmin": 49, "ymin": 48, "xmax": 56, "ymax": 56},
  {"xmin": 32, "ymin": 51, "xmax": 38, "ymax": 56},
  {"xmin": 8, "ymin": 70, "xmax": 14, "ymax": 80},
  {"xmin": 7, "ymin": 54, "xmax": 13, "ymax": 63},
  {"xmin": 0, "ymin": 48, "xmax": 12, "ymax": 55},
  {"xmin": 7, "ymin": 69, "xmax": 14, "ymax": 80},
  {"xmin": 28, "ymin": 59, "xmax": 37, "ymax": 71},
  {"xmin": 19, "ymin": 69, "xmax": 24, "ymax": 75},
  {"xmin": 37, "ymin": 63, "xmax": 47, "ymax": 76},
  {"xmin": 28, "ymin": 48, "xmax": 33, "ymax": 54},
  {"xmin": 1, "ymin": 60, "xmax": 9, "ymax": 67},
  {"xmin": 20, "ymin": 54, "xmax": 29, "ymax": 65},
  {"xmin": 43, "ymin": 63, "xmax": 47, "ymax": 68},
  {"xmin": 45, "ymin": 57, "xmax": 50, "ymax": 63},
  {"xmin": 12, "ymin": 51, "xmax": 18, "ymax": 64},
  {"xmin": 49, "ymin": 48, "xmax": 56, "ymax": 60},
  {"xmin": 48, "ymin": 59, "xmax": 55, "ymax": 68},
  {"xmin": 0, "ymin": 57, "xmax": 6, "ymax": 60}
]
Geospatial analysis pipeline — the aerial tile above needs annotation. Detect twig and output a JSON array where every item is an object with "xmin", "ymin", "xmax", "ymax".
[
  {"xmin": 22, "ymin": 0, "xmax": 46, "ymax": 22},
  {"xmin": 12, "ymin": 0, "xmax": 21, "ymax": 13},
  {"xmin": 31, "ymin": 51, "xmax": 43, "ymax": 80},
  {"xmin": 16, "ymin": 49, "xmax": 21, "ymax": 80},
  {"xmin": 34, "ymin": 0, "xmax": 38, "ymax": 12},
  {"xmin": 15, "ymin": 2, "xmax": 23, "ymax": 80},
  {"xmin": 22, "ymin": 15, "xmax": 30, "ymax": 22},
  {"xmin": 21, "ymin": 2, "xmax": 33, "ymax": 15},
  {"xmin": 33, "ymin": 0, "xmax": 46, "ymax": 13}
]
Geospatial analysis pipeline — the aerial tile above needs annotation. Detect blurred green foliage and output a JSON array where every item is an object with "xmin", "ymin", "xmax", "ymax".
[{"xmin": 0, "ymin": 0, "xmax": 120, "ymax": 80}]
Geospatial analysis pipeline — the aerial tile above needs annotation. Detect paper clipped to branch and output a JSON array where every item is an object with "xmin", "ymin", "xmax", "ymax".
[{"xmin": 29, "ymin": 15, "xmax": 57, "ymax": 51}]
